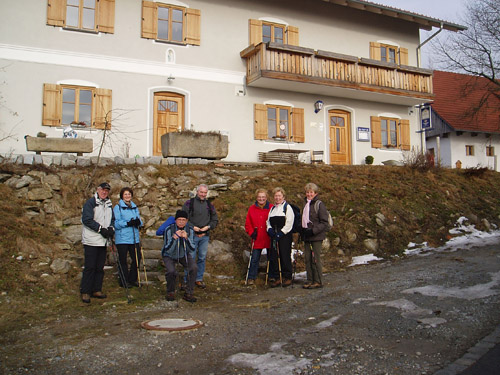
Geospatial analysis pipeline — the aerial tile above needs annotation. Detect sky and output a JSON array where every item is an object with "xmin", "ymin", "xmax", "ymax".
[{"xmin": 372, "ymin": 0, "xmax": 469, "ymax": 68}]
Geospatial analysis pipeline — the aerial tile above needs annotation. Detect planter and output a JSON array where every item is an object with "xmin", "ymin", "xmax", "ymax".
[
  {"xmin": 161, "ymin": 132, "xmax": 228, "ymax": 160},
  {"xmin": 25, "ymin": 136, "xmax": 93, "ymax": 156}
]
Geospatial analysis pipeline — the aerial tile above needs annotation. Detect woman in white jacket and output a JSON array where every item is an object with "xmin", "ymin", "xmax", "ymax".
[{"xmin": 266, "ymin": 187, "xmax": 294, "ymax": 287}]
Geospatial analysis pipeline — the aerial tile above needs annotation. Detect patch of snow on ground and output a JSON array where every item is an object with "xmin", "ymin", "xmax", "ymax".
[
  {"xmin": 315, "ymin": 315, "xmax": 341, "ymax": 329},
  {"xmin": 370, "ymin": 298, "xmax": 432, "ymax": 318},
  {"xmin": 348, "ymin": 254, "xmax": 383, "ymax": 267},
  {"xmin": 402, "ymin": 271, "xmax": 500, "ymax": 300}
]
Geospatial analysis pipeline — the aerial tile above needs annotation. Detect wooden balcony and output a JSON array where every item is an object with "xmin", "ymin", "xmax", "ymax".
[{"xmin": 240, "ymin": 42, "xmax": 434, "ymax": 105}]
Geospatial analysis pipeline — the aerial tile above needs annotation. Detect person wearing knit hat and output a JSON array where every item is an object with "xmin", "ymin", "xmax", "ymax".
[{"xmin": 161, "ymin": 210, "xmax": 198, "ymax": 302}]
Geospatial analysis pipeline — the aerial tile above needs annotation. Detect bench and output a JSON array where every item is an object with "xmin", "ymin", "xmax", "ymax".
[
  {"xmin": 310, "ymin": 150, "xmax": 324, "ymax": 164},
  {"xmin": 258, "ymin": 151, "xmax": 298, "ymax": 163},
  {"xmin": 25, "ymin": 136, "xmax": 93, "ymax": 156}
]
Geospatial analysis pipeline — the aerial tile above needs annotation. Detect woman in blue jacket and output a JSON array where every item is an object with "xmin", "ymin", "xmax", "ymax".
[{"xmin": 113, "ymin": 187, "xmax": 142, "ymax": 287}]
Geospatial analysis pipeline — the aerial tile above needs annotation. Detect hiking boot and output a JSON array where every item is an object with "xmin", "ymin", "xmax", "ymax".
[
  {"xmin": 303, "ymin": 282, "xmax": 313, "ymax": 289},
  {"xmin": 195, "ymin": 281, "xmax": 206, "ymax": 289},
  {"xmin": 92, "ymin": 291, "xmax": 107, "ymax": 299},
  {"xmin": 310, "ymin": 282, "xmax": 323, "ymax": 289},
  {"xmin": 81, "ymin": 294, "xmax": 91, "ymax": 303},
  {"xmin": 166, "ymin": 292, "xmax": 175, "ymax": 301},
  {"xmin": 270, "ymin": 279, "xmax": 282, "ymax": 288},
  {"xmin": 282, "ymin": 279, "xmax": 292, "ymax": 287},
  {"xmin": 246, "ymin": 279, "xmax": 255, "ymax": 286},
  {"xmin": 183, "ymin": 293, "xmax": 197, "ymax": 303}
]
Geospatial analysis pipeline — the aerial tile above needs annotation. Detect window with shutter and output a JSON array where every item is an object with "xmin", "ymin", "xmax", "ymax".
[
  {"xmin": 42, "ymin": 83, "xmax": 112, "ymax": 129},
  {"xmin": 46, "ymin": 0, "xmax": 115, "ymax": 33},
  {"xmin": 253, "ymin": 104, "xmax": 304, "ymax": 142},
  {"xmin": 141, "ymin": 1, "xmax": 201, "ymax": 46},
  {"xmin": 370, "ymin": 116, "xmax": 410, "ymax": 150},
  {"xmin": 248, "ymin": 19, "xmax": 299, "ymax": 46},
  {"xmin": 370, "ymin": 42, "xmax": 408, "ymax": 65}
]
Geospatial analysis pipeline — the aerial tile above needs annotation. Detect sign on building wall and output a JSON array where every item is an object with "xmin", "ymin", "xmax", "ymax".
[
  {"xmin": 357, "ymin": 127, "xmax": 370, "ymax": 141},
  {"xmin": 421, "ymin": 104, "xmax": 432, "ymax": 130}
]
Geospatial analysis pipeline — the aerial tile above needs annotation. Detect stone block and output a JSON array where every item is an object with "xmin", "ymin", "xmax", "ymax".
[
  {"xmin": 25, "ymin": 136, "xmax": 93, "ymax": 155},
  {"xmin": 76, "ymin": 157, "xmax": 91, "ymax": 167},
  {"xmin": 161, "ymin": 132, "xmax": 228, "ymax": 159}
]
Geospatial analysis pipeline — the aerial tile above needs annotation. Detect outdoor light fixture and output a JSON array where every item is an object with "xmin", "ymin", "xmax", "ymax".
[{"xmin": 314, "ymin": 100, "xmax": 324, "ymax": 113}]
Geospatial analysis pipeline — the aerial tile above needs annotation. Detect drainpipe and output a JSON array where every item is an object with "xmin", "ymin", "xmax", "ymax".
[{"xmin": 416, "ymin": 22, "xmax": 444, "ymax": 68}]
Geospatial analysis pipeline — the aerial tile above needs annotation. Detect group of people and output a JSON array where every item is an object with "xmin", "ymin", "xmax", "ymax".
[
  {"xmin": 245, "ymin": 183, "xmax": 330, "ymax": 289},
  {"xmin": 80, "ymin": 180, "xmax": 329, "ymax": 304}
]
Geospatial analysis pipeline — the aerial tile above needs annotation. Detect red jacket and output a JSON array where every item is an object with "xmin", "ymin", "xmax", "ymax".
[{"xmin": 245, "ymin": 201, "xmax": 273, "ymax": 249}]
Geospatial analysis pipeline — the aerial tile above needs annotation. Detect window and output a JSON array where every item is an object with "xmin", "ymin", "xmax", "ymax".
[
  {"xmin": 369, "ymin": 42, "xmax": 408, "ymax": 65},
  {"xmin": 47, "ymin": 0, "xmax": 115, "ymax": 33},
  {"xmin": 249, "ymin": 19, "xmax": 299, "ymax": 46},
  {"xmin": 465, "ymin": 145, "xmax": 474, "ymax": 156},
  {"xmin": 42, "ymin": 83, "xmax": 112, "ymax": 129},
  {"xmin": 370, "ymin": 116, "xmax": 410, "ymax": 150},
  {"xmin": 254, "ymin": 104, "xmax": 304, "ymax": 142},
  {"xmin": 486, "ymin": 146, "xmax": 494, "ymax": 156},
  {"xmin": 141, "ymin": 1, "xmax": 201, "ymax": 45}
]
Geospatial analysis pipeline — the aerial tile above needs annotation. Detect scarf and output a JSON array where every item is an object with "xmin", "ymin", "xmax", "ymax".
[{"xmin": 302, "ymin": 199, "xmax": 311, "ymax": 228}]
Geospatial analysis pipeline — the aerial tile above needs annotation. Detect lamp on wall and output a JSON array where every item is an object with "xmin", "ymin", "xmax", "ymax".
[{"xmin": 314, "ymin": 100, "xmax": 324, "ymax": 113}]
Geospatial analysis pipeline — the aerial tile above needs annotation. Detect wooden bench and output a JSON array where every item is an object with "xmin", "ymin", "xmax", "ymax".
[
  {"xmin": 310, "ymin": 150, "xmax": 324, "ymax": 164},
  {"xmin": 25, "ymin": 136, "xmax": 93, "ymax": 156},
  {"xmin": 258, "ymin": 151, "xmax": 298, "ymax": 163}
]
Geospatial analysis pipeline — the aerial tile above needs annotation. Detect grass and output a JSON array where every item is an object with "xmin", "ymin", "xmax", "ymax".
[{"xmin": 1, "ymin": 162, "xmax": 500, "ymax": 332}]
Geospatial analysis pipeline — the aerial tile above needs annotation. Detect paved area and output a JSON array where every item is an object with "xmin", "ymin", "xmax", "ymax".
[{"xmin": 434, "ymin": 325, "xmax": 500, "ymax": 375}]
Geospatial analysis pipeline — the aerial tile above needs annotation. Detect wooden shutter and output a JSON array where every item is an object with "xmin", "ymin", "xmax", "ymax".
[
  {"xmin": 254, "ymin": 104, "xmax": 268, "ymax": 140},
  {"xmin": 97, "ymin": 0, "xmax": 115, "ymax": 33},
  {"xmin": 141, "ymin": 1, "xmax": 157, "ymax": 39},
  {"xmin": 370, "ymin": 116, "xmax": 382, "ymax": 148},
  {"xmin": 400, "ymin": 119, "xmax": 410, "ymax": 150},
  {"xmin": 291, "ymin": 107, "xmax": 305, "ymax": 143},
  {"xmin": 369, "ymin": 42, "xmax": 381, "ymax": 60},
  {"xmin": 47, "ymin": 0, "xmax": 65, "ymax": 27},
  {"xmin": 249, "ymin": 19, "xmax": 262, "ymax": 46},
  {"xmin": 42, "ymin": 84, "xmax": 62, "ymax": 126},
  {"xmin": 94, "ymin": 88, "xmax": 112, "ymax": 129},
  {"xmin": 399, "ymin": 47, "xmax": 408, "ymax": 65},
  {"xmin": 286, "ymin": 25, "xmax": 299, "ymax": 46},
  {"xmin": 185, "ymin": 8, "xmax": 201, "ymax": 45}
]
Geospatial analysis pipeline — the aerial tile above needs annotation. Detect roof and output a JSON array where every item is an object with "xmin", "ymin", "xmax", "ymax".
[
  {"xmin": 431, "ymin": 70, "xmax": 500, "ymax": 134},
  {"xmin": 323, "ymin": 0, "xmax": 467, "ymax": 32}
]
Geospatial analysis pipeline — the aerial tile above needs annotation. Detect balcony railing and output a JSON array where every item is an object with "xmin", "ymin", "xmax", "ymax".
[{"xmin": 240, "ymin": 42, "xmax": 434, "ymax": 100}]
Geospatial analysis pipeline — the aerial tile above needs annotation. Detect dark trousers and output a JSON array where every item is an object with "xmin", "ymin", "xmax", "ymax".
[
  {"xmin": 163, "ymin": 254, "xmax": 197, "ymax": 295},
  {"xmin": 80, "ymin": 245, "xmax": 107, "ymax": 294},
  {"xmin": 116, "ymin": 243, "xmax": 141, "ymax": 285},
  {"xmin": 269, "ymin": 233, "xmax": 293, "ymax": 280},
  {"xmin": 304, "ymin": 240, "xmax": 323, "ymax": 284}
]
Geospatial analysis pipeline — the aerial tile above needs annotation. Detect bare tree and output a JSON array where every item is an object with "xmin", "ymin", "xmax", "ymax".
[{"xmin": 432, "ymin": 0, "xmax": 499, "ymax": 92}]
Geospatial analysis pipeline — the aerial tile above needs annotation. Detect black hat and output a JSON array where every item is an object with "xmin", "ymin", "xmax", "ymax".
[
  {"xmin": 175, "ymin": 210, "xmax": 189, "ymax": 220},
  {"xmin": 98, "ymin": 182, "xmax": 111, "ymax": 190}
]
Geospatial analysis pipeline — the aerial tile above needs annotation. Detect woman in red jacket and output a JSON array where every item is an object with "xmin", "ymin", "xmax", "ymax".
[{"xmin": 244, "ymin": 189, "xmax": 273, "ymax": 285}]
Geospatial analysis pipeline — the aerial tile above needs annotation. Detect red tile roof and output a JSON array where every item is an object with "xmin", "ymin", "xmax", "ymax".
[{"xmin": 432, "ymin": 70, "xmax": 500, "ymax": 134}]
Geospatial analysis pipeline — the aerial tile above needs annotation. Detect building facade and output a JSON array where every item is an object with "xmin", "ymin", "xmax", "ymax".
[{"xmin": 0, "ymin": 0, "xmax": 464, "ymax": 164}]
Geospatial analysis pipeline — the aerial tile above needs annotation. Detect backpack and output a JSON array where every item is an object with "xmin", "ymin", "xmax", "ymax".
[
  {"xmin": 283, "ymin": 202, "xmax": 302, "ymax": 233},
  {"xmin": 314, "ymin": 200, "xmax": 333, "ymax": 231}
]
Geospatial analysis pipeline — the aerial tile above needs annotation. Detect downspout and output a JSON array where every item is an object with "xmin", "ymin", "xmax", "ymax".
[{"xmin": 416, "ymin": 22, "xmax": 444, "ymax": 68}]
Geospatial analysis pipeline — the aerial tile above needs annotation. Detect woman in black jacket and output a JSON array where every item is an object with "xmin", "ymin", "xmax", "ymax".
[{"xmin": 301, "ymin": 183, "xmax": 330, "ymax": 289}]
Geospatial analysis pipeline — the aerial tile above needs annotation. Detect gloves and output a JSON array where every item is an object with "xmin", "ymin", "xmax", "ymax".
[
  {"xmin": 127, "ymin": 219, "xmax": 134, "ymax": 227},
  {"xmin": 275, "ymin": 230, "xmax": 284, "ymax": 239},
  {"xmin": 99, "ymin": 226, "xmax": 114, "ymax": 239},
  {"xmin": 250, "ymin": 228, "xmax": 258, "ymax": 240},
  {"xmin": 267, "ymin": 228, "xmax": 276, "ymax": 238},
  {"xmin": 132, "ymin": 218, "xmax": 141, "ymax": 227},
  {"xmin": 303, "ymin": 228, "xmax": 314, "ymax": 239}
]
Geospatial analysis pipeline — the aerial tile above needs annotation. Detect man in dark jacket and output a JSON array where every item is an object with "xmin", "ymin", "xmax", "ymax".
[
  {"xmin": 162, "ymin": 210, "xmax": 197, "ymax": 302},
  {"xmin": 80, "ymin": 182, "xmax": 115, "ymax": 303},
  {"xmin": 182, "ymin": 184, "xmax": 218, "ymax": 289}
]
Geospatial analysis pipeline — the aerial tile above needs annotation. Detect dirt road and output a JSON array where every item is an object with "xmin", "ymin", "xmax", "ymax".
[{"xmin": 3, "ymin": 237, "xmax": 500, "ymax": 375}]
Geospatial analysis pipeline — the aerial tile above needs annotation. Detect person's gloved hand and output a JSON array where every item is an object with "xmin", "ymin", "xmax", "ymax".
[
  {"xmin": 267, "ymin": 228, "xmax": 276, "ymax": 238},
  {"xmin": 99, "ymin": 227, "xmax": 110, "ymax": 238},
  {"xmin": 133, "ymin": 218, "xmax": 141, "ymax": 227},
  {"xmin": 251, "ymin": 228, "xmax": 258, "ymax": 240},
  {"xmin": 106, "ymin": 226, "xmax": 115, "ymax": 238},
  {"xmin": 276, "ymin": 230, "xmax": 284, "ymax": 239},
  {"xmin": 304, "ymin": 228, "xmax": 314, "ymax": 238},
  {"xmin": 127, "ymin": 219, "xmax": 134, "ymax": 227}
]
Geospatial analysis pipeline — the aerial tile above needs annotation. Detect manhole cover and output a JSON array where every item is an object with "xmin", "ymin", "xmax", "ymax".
[{"xmin": 141, "ymin": 318, "xmax": 204, "ymax": 332}]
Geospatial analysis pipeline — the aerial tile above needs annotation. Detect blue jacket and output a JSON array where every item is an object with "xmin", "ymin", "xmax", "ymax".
[
  {"xmin": 162, "ymin": 224, "xmax": 195, "ymax": 259},
  {"xmin": 113, "ymin": 200, "xmax": 142, "ymax": 245}
]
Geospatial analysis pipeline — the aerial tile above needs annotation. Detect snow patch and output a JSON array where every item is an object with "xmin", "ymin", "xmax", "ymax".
[
  {"xmin": 402, "ymin": 271, "xmax": 500, "ymax": 300},
  {"xmin": 348, "ymin": 254, "xmax": 383, "ymax": 267},
  {"xmin": 370, "ymin": 298, "xmax": 432, "ymax": 318},
  {"xmin": 315, "ymin": 315, "xmax": 341, "ymax": 329}
]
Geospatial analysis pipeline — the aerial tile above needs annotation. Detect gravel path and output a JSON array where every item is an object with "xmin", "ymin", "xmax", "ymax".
[{"xmin": 2, "ymin": 239, "xmax": 500, "ymax": 375}]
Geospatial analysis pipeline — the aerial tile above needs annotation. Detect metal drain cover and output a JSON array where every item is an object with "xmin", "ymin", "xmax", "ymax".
[{"xmin": 141, "ymin": 318, "xmax": 204, "ymax": 332}]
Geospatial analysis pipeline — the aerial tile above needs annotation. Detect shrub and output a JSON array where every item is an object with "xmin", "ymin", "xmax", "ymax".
[{"xmin": 365, "ymin": 155, "xmax": 374, "ymax": 165}]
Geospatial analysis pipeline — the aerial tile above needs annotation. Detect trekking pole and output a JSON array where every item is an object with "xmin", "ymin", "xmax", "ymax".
[
  {"xmin": 139, "ymin": 240, "xmax": 148, "ymax": 288},
  {"xmin": 182, "ymin": 238, "xmax": 191, "ymax": 294},
  {"xmin": 133, "ymin": 227, "xmax": 141, "ymax": 287},
  {"xmin": 109, "ymin": 239, "xmax": 132, "ymax": 304},
  {"xmin": 245, "ymin": 238, "xmax": 255, "ymax": 285},
  {"xmin": 274, "ymin": 230, "xmax": 283, "ymax": 287}
]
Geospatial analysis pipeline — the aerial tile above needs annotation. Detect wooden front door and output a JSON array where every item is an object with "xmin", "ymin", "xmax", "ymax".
[
  {"xmin": 329, "ymin": 110, "xmax": 351, "ymax": 165},
  {"xmin": 153, "ymin": 92, "xmax": 184, "ymax": 156}
]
